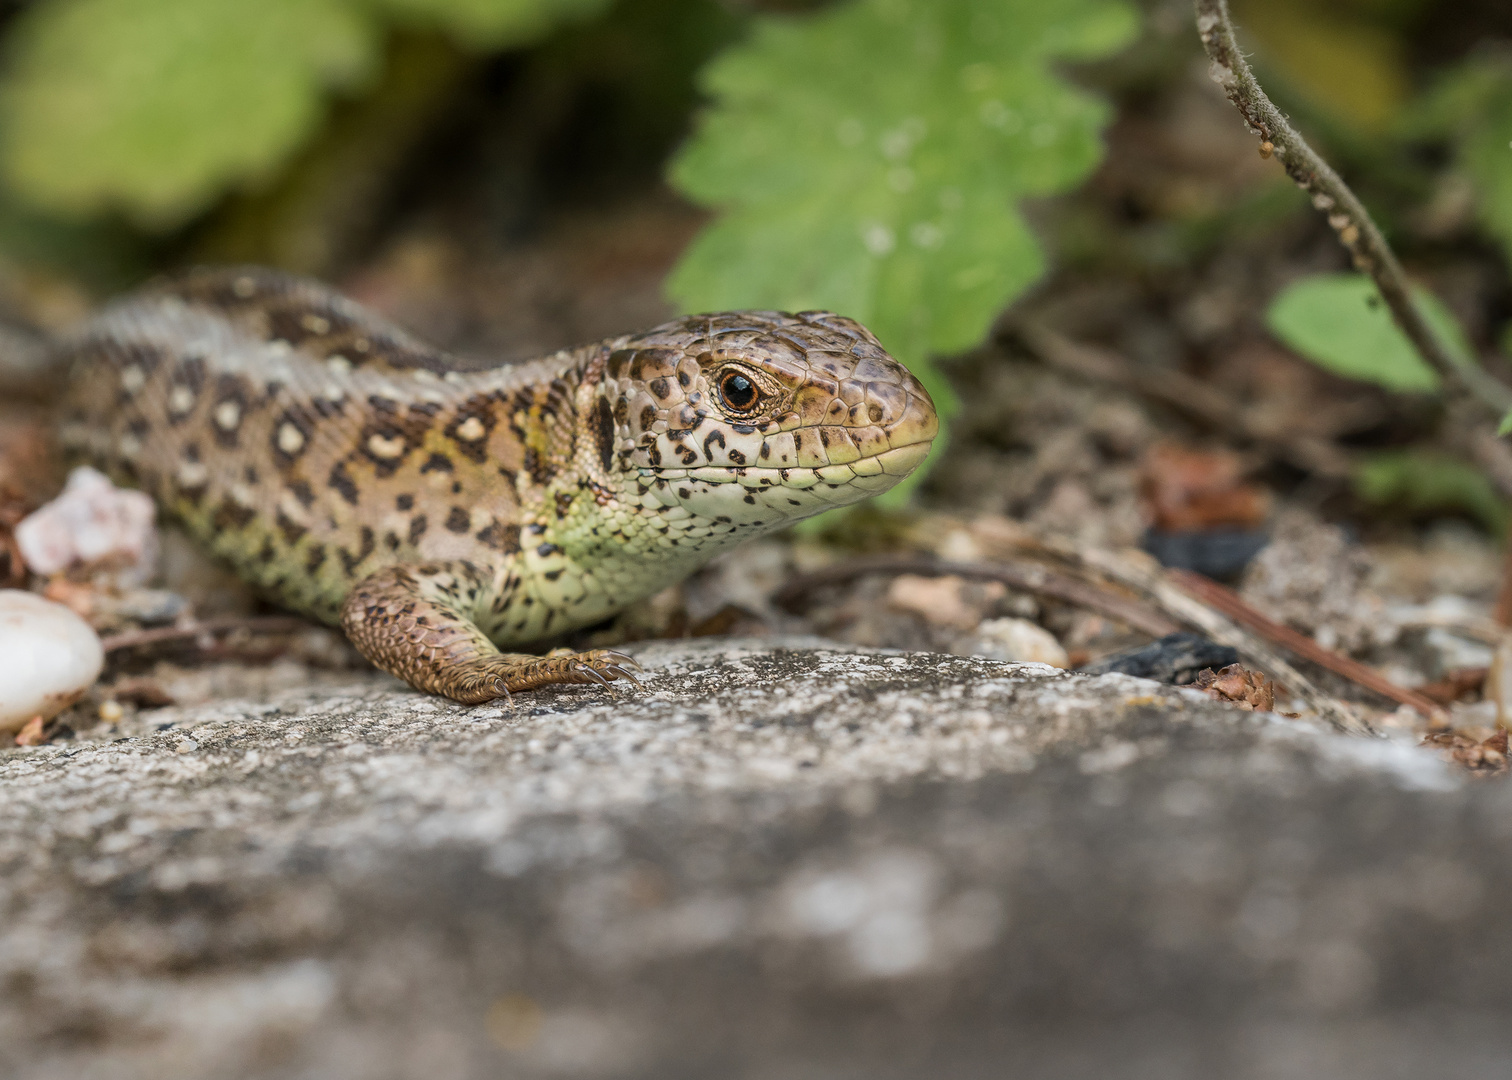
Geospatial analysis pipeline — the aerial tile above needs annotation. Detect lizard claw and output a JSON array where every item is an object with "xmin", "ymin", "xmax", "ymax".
[
  {"xmin": 575, "ymin": 663, "xmax": 614, "ymax": 689},
  {"xmin": 603, "ymin": 664, "xmax": 642, "ymax": 686},
  {"xmin": 490, "ymin": 675, "xmax": 516, "ymax": 711}
]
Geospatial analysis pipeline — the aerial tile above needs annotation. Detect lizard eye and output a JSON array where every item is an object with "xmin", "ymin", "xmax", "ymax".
[{"xmin": 718, "ymin": 370, "xmax": 760, "ymax": 412}]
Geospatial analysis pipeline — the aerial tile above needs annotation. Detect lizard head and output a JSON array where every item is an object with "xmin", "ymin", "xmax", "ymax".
[{"xmin": 595, "ymin": 310, "xmax": 937, "ymax": 533}]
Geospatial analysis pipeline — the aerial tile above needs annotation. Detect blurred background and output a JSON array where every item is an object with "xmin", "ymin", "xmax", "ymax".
[{"xmin": 2, "ymin": 0, "xmax": 1512, "ymax": 703}]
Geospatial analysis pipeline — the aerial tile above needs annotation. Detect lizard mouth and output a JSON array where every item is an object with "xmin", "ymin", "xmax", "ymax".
[{"xmin": 637, "ymin": 432, "xmax": 934, "ymax": 516}]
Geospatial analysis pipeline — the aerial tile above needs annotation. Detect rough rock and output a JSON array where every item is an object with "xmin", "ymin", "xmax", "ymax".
[{"xmin": 2, "ymin": 637, "xmax": 1510, "ymax": 1079}]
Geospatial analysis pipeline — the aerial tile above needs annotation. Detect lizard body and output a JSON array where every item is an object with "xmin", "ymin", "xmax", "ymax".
[{"xmin": 59, "ymin": 267, "xmax": 937, "ymax": 701}]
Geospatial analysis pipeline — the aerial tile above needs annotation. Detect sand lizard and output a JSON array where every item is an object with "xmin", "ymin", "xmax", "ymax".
[{"xmin": 58, "ymin": 267, "xmax": 938, "ymax": 702}]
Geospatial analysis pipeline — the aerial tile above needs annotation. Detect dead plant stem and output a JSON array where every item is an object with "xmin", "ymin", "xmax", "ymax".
[{"xmin": 1193, "ymin": 0, "xmax": 1512, "ymax": 417}]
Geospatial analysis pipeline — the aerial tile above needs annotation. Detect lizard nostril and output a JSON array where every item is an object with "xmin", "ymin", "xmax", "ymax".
[{"xmin": 868, "ymin": 403, "xmax": 883, "ymax": 423}]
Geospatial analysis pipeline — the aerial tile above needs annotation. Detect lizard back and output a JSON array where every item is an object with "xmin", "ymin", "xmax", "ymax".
[{"xmin": 60, "ymin": 267, "xmax": 581, "ymax": 625}]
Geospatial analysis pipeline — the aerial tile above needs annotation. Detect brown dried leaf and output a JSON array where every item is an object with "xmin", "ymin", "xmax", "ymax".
[
  {"xmin": 1192, "ymin": 663, "xmax": 1276, "ymax": 711},
  {"xmin": 1140, "ymin": 441, "xmax": 1271, "ymax": 532},
  {"xmin": 13, "ymin": 714, "xmax": 46, "ymax": 746},
  {"xmin": 1424, "ymin": 727, "xmax": 1509, "ymax": 775}
]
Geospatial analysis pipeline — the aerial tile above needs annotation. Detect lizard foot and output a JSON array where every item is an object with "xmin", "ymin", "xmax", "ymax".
[
  {"xmin": 441, "ymin": 650, "xmax": 642, "ymax": 705},
  {"xmin": 341, "ymin": 564, "xmax": 644, "ymax": 704}
]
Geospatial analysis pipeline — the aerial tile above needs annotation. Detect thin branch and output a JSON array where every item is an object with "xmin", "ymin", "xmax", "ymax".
[
  {"xmin": 100, "ymin": 615, "xmax": 313, "ymax": 653},
  {"xmin": 775, "ymin": 547, "xmax": 1398, "ymax": 735},
  {"xmin": 772, "ymin": 553, "xmax": 1181, "ymax": 638},
  {"xmin": 1069, "ymin": 545, "xmax": 1375, "ymax": 735},
  {"xmin": 1462, "ymin": 420, "xmax": 1512, "ymax": 502},
  {"xmin": 1194, "ymin": 0, "xmax": 1512, "ymax": 417},
  {"xmin": 1168, "ymin": 569, "xmax": 1447, "ymax": 722}
]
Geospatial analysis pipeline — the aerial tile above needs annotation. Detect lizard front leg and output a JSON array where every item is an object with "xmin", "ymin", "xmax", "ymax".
[{"xmin": 340, "ymin": 562, "xmax": 639, "ymax": 704}]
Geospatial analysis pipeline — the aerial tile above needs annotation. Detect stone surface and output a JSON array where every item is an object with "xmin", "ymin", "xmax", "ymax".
[{"xmin": 2, "ymin": 637, "xmax": 1511, "ymax": 1079}]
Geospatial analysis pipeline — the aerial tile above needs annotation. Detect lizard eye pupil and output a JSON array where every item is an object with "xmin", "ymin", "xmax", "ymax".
[{"xmin": 719, "ymin": 372, "xmax": 758, "ymax": 411}]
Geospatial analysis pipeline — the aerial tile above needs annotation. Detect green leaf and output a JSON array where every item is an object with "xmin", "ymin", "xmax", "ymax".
[
  {"xmin": 1355, "ymin": 450, "xmax": 1508, "ymax": 537},
  {"xmin": 1265, "ymin": 272, "xmax": 1474, "ymax": 394},
  {"xmin": 0, "ymin": 0, "xmax": 378, "ymax": 227},
  {"xmin": 370, "ymin": 0, "xmax": 613, "ymax": 49},
  {"xmin": 667, "ymin": 0, "xmax": 1140, "ymax": 429},
  {"xmin": 0, "ymin": 0, "xmax": 615, "ymax": 228}
]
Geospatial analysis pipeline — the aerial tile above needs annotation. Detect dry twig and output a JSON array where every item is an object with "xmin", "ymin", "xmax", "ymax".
[
  {"xmin": 100, "ymin": 615, "xmax": 312, "ymax": 653},
  {"xmin": 1168, "ymin": 568, "xmax": 1446, "ymax": 721},
  {"xmin": 1194, "ymin": 0, "xmax": 1512, "ymax": 417},
  {"xmin": 1070, "ymin": 545, "xmax": 1375, "ymax": 735},
  {"xmin": 772, "ymin": 553, "xmax": 1180, "ymax": 638},
  {"xmin": 774, "ymin": 543, "xmax": 1401, "ymax": 735}
]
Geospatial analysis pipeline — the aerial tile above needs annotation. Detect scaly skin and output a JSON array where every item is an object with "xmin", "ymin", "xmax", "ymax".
[{"xmin": 59, "ymin": 267, "xmax": 938, "ymax": 702}]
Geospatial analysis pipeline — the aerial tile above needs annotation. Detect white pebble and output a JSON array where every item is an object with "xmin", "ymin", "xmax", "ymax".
[
  {"xmin": 15, "ymin": 466, "xmax": 159, "ymax": 584},
  {"xmin": 0, "ymin": 591, "xmax": 103, "ymax": 731},
  {"xmin": 965, "ymin": 617, "xmax": 1070, "ymax": 669}
]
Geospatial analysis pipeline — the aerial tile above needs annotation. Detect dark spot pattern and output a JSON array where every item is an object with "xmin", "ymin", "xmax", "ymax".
[
  {"xmin": 593, "ymin": 397, "xmax": 615, "ymax": 473},
  {"xmin": 328, "ymin": 461, "xmax": 360, "ymax": 505},
  {"xmin": 339, "ymin": 526, "xmax": 375, "ymax": 576},
  {"xmin": 475, "ymin": 521, "xmax": 520, "ymax": 554},
  {"xmin": 213, "ymin": 497, "xmax": 256, "ymax": 532},
  {"xmin": 276, "ymin": 510, "xmax": 307, "ymax": 545}
]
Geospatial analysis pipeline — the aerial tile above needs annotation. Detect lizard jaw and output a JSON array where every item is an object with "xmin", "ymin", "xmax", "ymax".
[{"xmin": 632, "ymin": 440, "xmax": 934, "ymax": 528}]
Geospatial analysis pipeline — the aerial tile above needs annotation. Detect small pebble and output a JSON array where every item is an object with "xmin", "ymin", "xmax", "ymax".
[
  {"xmin": 963, "ymin": 617, "xmax": 1070, "ymax": 669},
  {"xmin": 15, "ymin": 466, "xmax": 159, "ymax": 584},
  {"xmin": 175, "ymin": 738, "xmax": 198, "ymax": 754},
  {"xmin": 98, "ymin": 699, "xmax": 124, "ymax": 723},
  {"xmin": 0, "ymin": 591, "xmax": 104, "ymax": 732},
  {"xmin": 887, "ymin": 574, "xmax": 1006, "ymax": 632}
]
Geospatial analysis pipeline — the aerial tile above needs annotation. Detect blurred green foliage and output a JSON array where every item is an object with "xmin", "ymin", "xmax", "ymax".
[
  {"xmin": 1408, "ymin": 52, "xmax": 1512, "ymax": 271},
  {"xmin": 0, "ymin": 0, "xmax": 610, "ymax": 227},
  {"xmin": 1242, "ymin": 7, "xmax": 1512, "ymax": 530},
  {"xmin": 1264, "ymin": 272, "xmax": 1473, "ymax": 394},
  {"xmin": 1232, "ymin": 0, "xmax": 1417, "ymax": 133},
  {"xmin": 0, "ymin": 0, "xmax": 1508, "ymax": 527},
  {"xmin": 666, "ymin": 0, "xmax": 1140, "ymax": 429},
  {"xmin": 376, "ymin": 0, "xmax": 613, "ymax": 47},
  {"xmin": 1355, "ymin": 449, "xmax": 1510, "ymax": 536}
]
